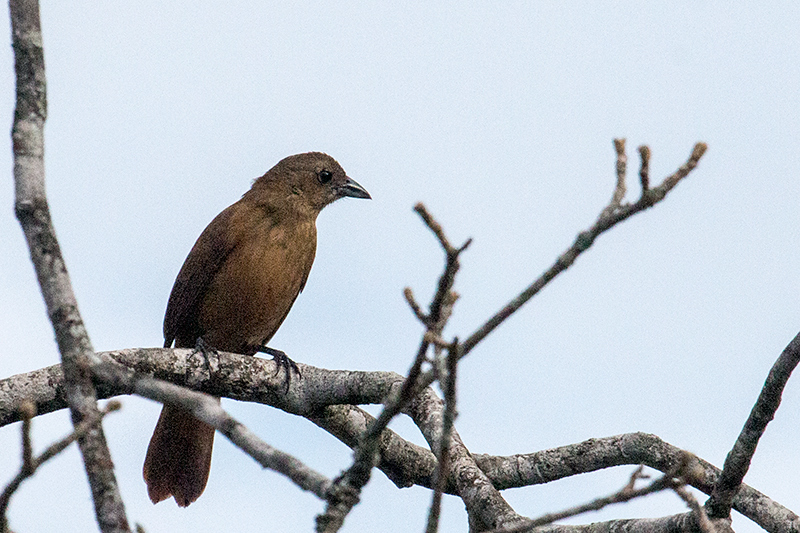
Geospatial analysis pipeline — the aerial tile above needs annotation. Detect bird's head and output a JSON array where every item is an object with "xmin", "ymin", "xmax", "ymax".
[{"xmin": 251, "ymin": 152, "xmax": 370, "ymax": 214}]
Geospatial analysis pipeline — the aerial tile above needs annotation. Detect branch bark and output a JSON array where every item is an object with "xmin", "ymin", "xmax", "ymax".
[
  {"xmin": 317, "ymin": 205, "xmax": 474, "ymax": 532},
  {"xmin": 706, "ymin": 331, "xmax": 800, "ymax": 518},
  {"xmin": 1, "ymin": 352, "xmax": 797, "ymax": 533},
  {"xmin": 406, "ymin": 387, "xmax": 525, "ymax": 531},
  {"xmin": 460, "ymin": 141, "xmax": 707, "ymax": 358},
  {"xmin": 1, "ymin": 401, "xmax": 120, "ymax": 532},
  {"xmin": 92, "ymin": 360, "xmax": 333, "ymax": 498},
  {"xmin": 8, "ymin": 1, "xmax": 130, "ymax": 531}
]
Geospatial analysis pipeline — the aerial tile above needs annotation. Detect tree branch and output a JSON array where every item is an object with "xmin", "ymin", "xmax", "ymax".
[
  {"xmin": 674, "ymin": 485, "xmax": 717, "ymax": 533},
  {"xmin": 2, "ymin": 353, "xmax": 796, "ymax": 533},
  {"xmin": 488, "ymin": 454, "xmax": 722, "ymax": 533},
  {"xmin": 9, "ymin": 1, "xmax": 130, "ymax": 531},
  {"xmin": 706, "ymin": 331, "xmax": 800, "ymax": 518},
  {"xmin": 474, "ymin": 432, "xmax": 797, "ymax": 533},
  {"xmin": 425, "ymin": 340, "xmax": 460, "ymax": 533},
  {"xmin": 317, "ymin": 205, "xmax": 473, "ymax": 532},
  {"xmin": 1, "ymin": 400, "xmax": 120, "ymax": 532},
  {"xmin": 405, "ymin": 387, "xmax": 525, "ymax": 531},
  {"xmin": 92, "ymin": 361, "xmax": 332, "ymax": 498},
  {"xmin": 638, "ymin": 145, "xmax": 651, "ymax": 191},
  {"xmin": 489, "ymin": 466, "xmax": 674, "ymax": 533},
  {"xmin": 459, "ymin": 141, "xmax": 708, "ymax": 357},
  {"xmin": 531, "ymin": 513, "xmax": 731, "ymax": 533}
]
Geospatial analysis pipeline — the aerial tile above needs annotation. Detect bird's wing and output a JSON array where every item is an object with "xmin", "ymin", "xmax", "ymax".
[{"xmin": 163, "ymin": 202, "xmax": 245, "ymax": 348}]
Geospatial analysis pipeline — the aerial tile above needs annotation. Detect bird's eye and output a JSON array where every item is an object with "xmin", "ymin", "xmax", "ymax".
[{"xmin": 318, "ymin": 170, "xmax": 333, "ymax": 184}]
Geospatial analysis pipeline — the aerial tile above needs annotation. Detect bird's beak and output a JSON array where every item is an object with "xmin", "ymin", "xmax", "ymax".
[{"xmin": 338, "ymin": 177, "xmax": 371, "ymax": 199}]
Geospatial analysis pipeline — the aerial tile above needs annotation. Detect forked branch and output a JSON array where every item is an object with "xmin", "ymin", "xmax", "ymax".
[
  {"xmin": 460, "ymin": 141, "xmax": 708, "ymax": 357},
  {"xmin": 1, "ymin": 401, "xmax": 120, "ymax": 532}
]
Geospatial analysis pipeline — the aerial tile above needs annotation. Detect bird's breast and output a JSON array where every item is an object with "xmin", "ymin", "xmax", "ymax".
[{"xmin": 197, "ymin": 218, "xmax": 317, "ymax": 354}]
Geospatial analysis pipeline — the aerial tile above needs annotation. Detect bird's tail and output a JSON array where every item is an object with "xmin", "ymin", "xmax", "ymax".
[{"xmin": 143, "ymin": 404, "xmax": 216, "ymax": 507}]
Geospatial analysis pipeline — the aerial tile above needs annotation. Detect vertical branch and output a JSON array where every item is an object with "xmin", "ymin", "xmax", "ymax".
[
  {"xmin": 315, "ymin": 343, "xmax": 427, "ymax": 533},
  {"xmin": 425, "ymin": 341, "xmax": 460, "ymax": 533},
  {"xmin": 638, "ymin": 145, "xmax": 651, "ymax": 191},
  {"xmin": 706, "ymin": 331, "xmax": 800, "ymax": 518},
  {"xmin": 608, "ymin": 138, "xmax": 627, "ymax": 211},
  {"xmin": 8, "ymin": 1, "xmax": 130, "ymax": 531},
  {"xmin": 317, "ymin": 205, "xmax": 471, "ymax": 532}
]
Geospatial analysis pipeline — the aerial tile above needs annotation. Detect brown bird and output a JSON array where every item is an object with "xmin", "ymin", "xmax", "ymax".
[{"xmin": 143, "ymin": 152, "xmax": 370, "ymax": 506}]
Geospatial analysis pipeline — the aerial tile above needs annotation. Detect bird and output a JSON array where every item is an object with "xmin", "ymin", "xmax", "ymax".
[{"xmin": 142, "ymin": 152, "xmax": 370, "ymax": 507}]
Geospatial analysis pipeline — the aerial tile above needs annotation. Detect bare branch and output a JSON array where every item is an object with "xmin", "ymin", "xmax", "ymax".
[
  {"xmin": 528, "ymin": 513, "xmax": 731, "ymax": 533},
  {"xmin": 1, "ymin": 401, "xmax": 120, "ymax": 532},
  {"xmin": 425, "ymin": 341, "xmax": 460, "ymax": 533},
  {"xmin": 91, "ymin": 361, "xmax": 332, "ymax": 498},
  {"xmin": 413, "ymin": 203, "xmax": 472, "ymax": 327},
  {"xmin": 392, "ymin": 207, "xmax": 524, "ymax": 529},
  {"xmin": 489, "ymin": 455, "xmax": 715, "ymax": 533},
  {"xmin": 474, "ymin": 432, "xmax": 796, "ymax": 533},
  {"xmin": 9, "ymin": 1, "xmax": 130, "ymax": 530},
  {"xmin": 488, "ymin": 466, "xmax": 680, "ymax": 533},
  {"xmin": 460, "ymin": 141, "xmax": 708, "ymax": 358},
  {"xmin": 3, "ymin": 353, "xmax": 796, "ymax": 533},
  {"xmin": 674, "ymin": 486, "xmax": 716, "ymax": 533},
  {"xmin": 305, "ymin": 403, "xmax": 440, "ymax": 490},
  {"xmin": 406, "ymin": 388, "xmax": 525, "ymax": 531},
  {"xmin": 706, "ymin": 331, "xmax": 800, "ymax": 518},
  {"xmin": 601, "ymin": 138, "xmax": 627, "ymax": 219},
  {"xmin": 404, "ymin": 287, "xmax": 429, "ymax": 325},
  {"xmin": 638, "ymin": 145, "xmax": 651, "ymax": 191},
  {"xmin": 19, "ymin": 401, "xmax": 34, "ymax": 474},
  {"xmin": 316, "ymin": 328, "xmax": 431, "ymax": 532},
  {"xmin": 0, "ymin": 348, "xmax": 404, "ymax": 427},
  {"xmin": 317, "ymin": 205, "xmax": 472, "ymax": 532}
]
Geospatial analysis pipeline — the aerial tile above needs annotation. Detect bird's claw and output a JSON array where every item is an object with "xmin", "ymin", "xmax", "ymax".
[
  {"xmin": 259, "ymin": 346, "xmax": 301, "ymax": 391},
  {"xmin": 193, "ymin": 337, "xmax": 220, "ymax": 374}
]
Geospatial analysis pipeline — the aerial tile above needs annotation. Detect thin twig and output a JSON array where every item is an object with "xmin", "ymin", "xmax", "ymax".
[
  {"xmin": 674, "ymin": 485, "xmax": 716, "ymax": 533},
  {"xmin": 602, "ymin": 138, "xmax": 627, "ymax": 219},
  {"xmin": 316, "ymin": 329, "xmax": 430, "ymax": 533},
  {"xmin": 404, "ymin": 287, "xmax": 429, "ymax": 325},
  {"xmin": 706, "ymin": 331, "xmax": 800, "ymax": 518},
  {"xmin": 9, "ymin": 1, "xmax": 130, "ymax": 531},
  {"xmin": 638, "ymin": 145, "xmax": 651, "ymax": 191},
  {"xmin": 425, "ymin": 341, "xmax": 460, "ymax": 533},
  {"xmin": 317, "ymin": 205, "xmax": 471, "ymax": 532},
  {"xmin": 488, "ymin": 464, "xmax": 698, "ymax": 533},
  {"xmin": 414, "ymin": 203, "xmax": 472, "ymax": 324},
  {"xmin": 91, "ymin": 361, "xmax": 332, "ymax": 498},
  {"xmin": 1, "ymin": 401, "xmax": 120, "ymax": 532},
  {"xmin": 489, "ymin": 469, "xmax": 671, "ymax": 533},
  {"xmin": 460, "ymin": 141, "xmax": 708, "ymax": 358}
]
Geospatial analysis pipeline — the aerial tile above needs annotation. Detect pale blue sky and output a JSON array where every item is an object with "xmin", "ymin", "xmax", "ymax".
[{"xmin": 1, "ymin": 3, "xmax": 799, "ymax": 532}]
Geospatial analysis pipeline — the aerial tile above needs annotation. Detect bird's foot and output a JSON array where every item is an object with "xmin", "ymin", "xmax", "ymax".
[
  {"xmin": 259, "ymin": 346, "xmax": 301, "ymax": 391},
  {"xmin": 194, "ymin": 336, "xmax": 220, "ymax": 375}
]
